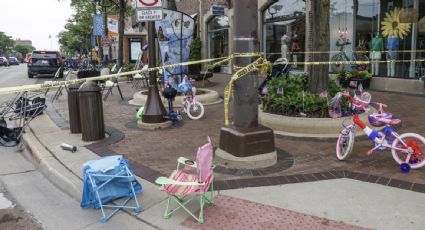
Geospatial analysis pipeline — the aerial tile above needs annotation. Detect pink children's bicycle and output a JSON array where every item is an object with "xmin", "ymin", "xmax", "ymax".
[{"xmin": 335, "ymin": 91, "xmax": 425, "ymax": 173}]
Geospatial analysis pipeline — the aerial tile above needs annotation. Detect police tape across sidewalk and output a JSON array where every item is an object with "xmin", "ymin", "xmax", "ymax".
[{"xmin": 1, "ymin": 53, "xmax": 423, "ymax": 96}]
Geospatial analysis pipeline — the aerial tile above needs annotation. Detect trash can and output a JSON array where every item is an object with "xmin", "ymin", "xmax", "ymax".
[
  {"xmin": 78, "ymin": 81, "xmax": 105, "ymax": 141},
  {"xmin": 68, "ymin": 83, "xmax": 82, "ymax": 133}
]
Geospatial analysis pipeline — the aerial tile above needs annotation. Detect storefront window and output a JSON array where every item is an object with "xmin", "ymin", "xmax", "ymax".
[
  {"xmin": 329, "ymin": 0, "xmax": 425, "ymax": 79},
  {"xmin": 263, "ymin": 0, "xmax": 306, "ymax": 71},
  {"xmin": 329, "ymin": 0, "xmax": 355, "ymax": 73},
  {"xmin": 207, "ymin": 16, "xmax": 229, "ymax": 61}
]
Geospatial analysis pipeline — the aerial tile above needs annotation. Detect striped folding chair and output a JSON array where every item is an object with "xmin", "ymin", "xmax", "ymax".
[{"xmin": 155, "ymin": 136, "xmax": 214, "ymax": 224}]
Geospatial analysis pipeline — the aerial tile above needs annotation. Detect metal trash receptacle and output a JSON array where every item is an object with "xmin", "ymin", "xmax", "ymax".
[
  {"xmin": 68, "ymin": 83, "xmax": 82, "ymax": 133},
  {"xmin": 78, "ymin": 81, "xmax": 105, "ymax": 141}
]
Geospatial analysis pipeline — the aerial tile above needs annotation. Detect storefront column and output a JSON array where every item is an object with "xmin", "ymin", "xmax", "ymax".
[{"xmin": 409, "ymin": 0, "xmax": 419, "ymax": 78}]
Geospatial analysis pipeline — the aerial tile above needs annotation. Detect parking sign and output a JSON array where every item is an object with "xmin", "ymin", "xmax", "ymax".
[
  {"xmin": 136, "ymin": 0, "xmax": 163, "ymax": 22},
  {"xmin": 136, "ymin": 0, "xmax": 162, "ymax": 8}
]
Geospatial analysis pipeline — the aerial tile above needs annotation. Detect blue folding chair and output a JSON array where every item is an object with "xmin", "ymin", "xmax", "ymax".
[{"xmin": 81, "ymin": 155, "xmax": 142, "ymax": 222}]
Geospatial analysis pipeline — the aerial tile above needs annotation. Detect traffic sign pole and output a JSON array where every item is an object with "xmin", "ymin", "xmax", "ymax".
[{"xmin": 141, "ymin": 12, "xmax": 166, "ymax": 123}]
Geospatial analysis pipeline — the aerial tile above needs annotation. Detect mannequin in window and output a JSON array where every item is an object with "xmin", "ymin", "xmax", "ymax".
[
  {"xmin": 386, "ymin": 35, "xmax": 399, "ymax": 77},
  {"xmin": 291, "ymin": 32, "xmax": 300, "ymax": 68},
  {"xmin": 370, "ymin": 32, "xmax": 384, "ymax": 76},
  {"xmin": 281, "ymin": 32, "xmax": 290, "ymax": 60}
]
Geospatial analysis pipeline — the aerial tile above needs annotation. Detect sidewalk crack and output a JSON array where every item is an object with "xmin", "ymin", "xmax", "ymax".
[{"xmin": 0, "ymin": 169, "xmax": 36, "ymax": 176}]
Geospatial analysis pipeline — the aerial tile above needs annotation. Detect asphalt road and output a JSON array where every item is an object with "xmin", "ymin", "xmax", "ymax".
[
  {"xmin": 0, "ymin": 65, "xmax": 52, "ymax": 230},
  {"xmin": 0, "ymin": 64, "xmax": 36, "ymax": 104}
]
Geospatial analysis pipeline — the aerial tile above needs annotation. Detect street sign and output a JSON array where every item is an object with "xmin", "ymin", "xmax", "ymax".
[
  {"xmin": 136, "ymin": 0, "xmax": 162, "ymax": 8},
  {"xmin": 211, "ymin": 6, "xmax": 225, "ymax": 16},
  {"xmin": 137, "ymin": 9, "xmax": 163, "ymax": 21},
  {"xmin": 101, "ymin": 36, "xmax": 112, "ymax": 47}
]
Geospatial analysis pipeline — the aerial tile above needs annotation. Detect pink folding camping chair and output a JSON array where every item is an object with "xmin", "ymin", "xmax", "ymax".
[{"xmin": 155, "ymin": 136, "xmax": 214, "ymax": 224}]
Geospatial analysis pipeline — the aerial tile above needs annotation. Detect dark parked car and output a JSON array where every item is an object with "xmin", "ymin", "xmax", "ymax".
[
  {"xmin": 27, "ymin": 51, "xmax": 63, "ymax": 78},
  {"xmin": 0, "ymin": 57, "xmax": 9, "ymax": 66},
  {"xmin": 8, "ymin": 57, "xmax": 19, "ymax": 65}
]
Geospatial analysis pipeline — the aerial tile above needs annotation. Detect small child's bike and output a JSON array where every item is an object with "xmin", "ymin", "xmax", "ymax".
[{"xmin": 335, "ymin": 91, "xmax": 425, "ymax": 173}]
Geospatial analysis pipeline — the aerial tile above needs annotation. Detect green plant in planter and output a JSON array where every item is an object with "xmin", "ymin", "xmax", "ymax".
[
  {"xmin": 122, "ymin": 62, "xmax": 135, "ymax": 72},
  {"xmin": 262, "ymin": 74, "xmax": 344, "ymax": 118},
  {"xmin": 358, "ymin": 70, "xmax": 372, "ymax": 79}
]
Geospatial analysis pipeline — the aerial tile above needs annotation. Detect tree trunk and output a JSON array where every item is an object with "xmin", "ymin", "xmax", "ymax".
[
  {"xmin": 310, "ymin": 0, "xmax": 330, "ymax": 94},
  {"xmin": 117, "ymin": 0, "xmax": 125, "ymax": 68}
]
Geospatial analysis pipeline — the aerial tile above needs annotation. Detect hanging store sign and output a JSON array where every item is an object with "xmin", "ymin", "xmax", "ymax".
[{"xmin": 211, "ymin": 6, "xmax": 225, "ymax": 16}]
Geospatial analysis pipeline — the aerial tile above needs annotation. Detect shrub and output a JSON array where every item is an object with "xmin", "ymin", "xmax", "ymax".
[
  {"xmin": 262, "ymin": 75, "xmax": 344, "ymax": 118},
  {"xmin": 189, "ymin": 38, "xmax": 202, "ymax": 61}
]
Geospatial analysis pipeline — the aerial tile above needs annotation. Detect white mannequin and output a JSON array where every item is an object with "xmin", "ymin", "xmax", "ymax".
[{"xmin": 281, "ymin": 32, "xmax": 289, "ymax": 60}]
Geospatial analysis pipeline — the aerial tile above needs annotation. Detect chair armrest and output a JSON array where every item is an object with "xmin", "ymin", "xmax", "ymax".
[
  {"xmin": 177, "ymin": 157, "xmax": 197, "ymax": 168},
  {"xmin": 155, "ymin": 177, "xmax": 204, "ymax": 186}
]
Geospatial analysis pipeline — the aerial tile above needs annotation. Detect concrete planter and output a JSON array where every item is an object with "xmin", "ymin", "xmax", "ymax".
[
  {"xmin": 129, "ymin": 88, "xmax": 222, "ymax": 107},
  {"xmin": 258, "ymin": 106, "xmax": 376, "ymax": 138}
]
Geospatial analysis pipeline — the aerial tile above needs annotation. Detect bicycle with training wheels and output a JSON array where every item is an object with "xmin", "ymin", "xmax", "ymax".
[
  {"xmin": 331, "ymin": 38, "xmax": 369, "ymax": 73},
  {"xmin": 335, "ymin": 91, "xmax": 425, "ymax": 173},
  {"xmin": 178, "ymin": 76, "xmax": 204, "ymax": 120}
]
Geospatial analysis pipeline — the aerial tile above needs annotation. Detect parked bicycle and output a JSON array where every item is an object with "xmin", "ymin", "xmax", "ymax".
[
  {"xmin": 331, "ymin": 36, "xmax": 369, "ymax": 73},
  {"xmin": 334, "ymin": 91, "xmax": 425, "ymax": 173},
  {"xmin": 178, "ymin": 76, "xmax": 204, "ymax": 120}
]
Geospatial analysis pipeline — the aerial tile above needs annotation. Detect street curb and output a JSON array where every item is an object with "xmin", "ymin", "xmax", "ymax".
[{"xmin": 22, "ymin": 129, "xmax": 83, "ymax": 202}]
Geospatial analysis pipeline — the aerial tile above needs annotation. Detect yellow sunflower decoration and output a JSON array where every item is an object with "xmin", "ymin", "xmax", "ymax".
[{"xmin": 381, "ymin": 7, "xmax": 411, "ymax": 39}]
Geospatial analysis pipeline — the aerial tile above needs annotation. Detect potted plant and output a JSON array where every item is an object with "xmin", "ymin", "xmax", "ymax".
[
  {"xmin": 188, "ymin": 38, "xmax": 202, "ymax": 74},
  {"xmin": 206, "ymin": 63, "xmax": 221, "ymax": 73},
  {"xmin": 358, "ymin": 70, "xmax": 372, "ymax": 88},
  {"xmin": 337, "ymin": 69, "xmax": 372, "ymax": 88}
]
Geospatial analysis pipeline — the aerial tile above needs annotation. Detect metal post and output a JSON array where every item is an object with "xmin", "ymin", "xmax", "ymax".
[
  {"xmin": 142, "ymin": 22, "xmax": 167, "ymax": 123},
  {"xmin": 218, "ymin": 1, "xmax": 276, "ymax": 159}
]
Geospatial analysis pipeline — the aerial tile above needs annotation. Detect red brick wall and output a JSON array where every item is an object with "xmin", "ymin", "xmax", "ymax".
[{"xmin": 176, "ymin": 0, "xmax": 230, "ymax": 15}]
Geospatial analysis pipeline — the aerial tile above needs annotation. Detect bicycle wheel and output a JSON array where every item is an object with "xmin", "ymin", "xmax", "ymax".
[
  {"xmin": 331, "ymin": 54, "xmax": 345, "ymax": 73},
  {"xmin": 186, "ymin": 101, "xmax": 204, "ymax": 120},
  {"xmin": 391, "ymin": 133, "xmax": 425, "ymax": 169},
  {"xmin": 336, "ymin": 126, "xmax": 355, "ymax": 160}
]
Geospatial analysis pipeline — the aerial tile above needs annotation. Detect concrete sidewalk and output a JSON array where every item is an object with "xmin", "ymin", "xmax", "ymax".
[{"xmin": 18, "ymin": 113, "xmax": 425, "ymax": 230}]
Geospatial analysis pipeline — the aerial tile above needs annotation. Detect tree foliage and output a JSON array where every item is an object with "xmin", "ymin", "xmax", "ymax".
[
  {"xmin": 0, "ymin": 32, "xmax": 15, "ymax": 54},
  {"xmin": 58, "ymin": 0, "xmax": 133, "ymax": 66},
  {"xmin": 14, "ymin": 44, "xmax": 35, "ymax": 58}
]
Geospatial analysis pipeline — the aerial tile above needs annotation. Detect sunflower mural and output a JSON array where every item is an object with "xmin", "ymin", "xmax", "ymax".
[{"xmin": 381, "ymin": 7, "xmax": 411, "ymax": 39}]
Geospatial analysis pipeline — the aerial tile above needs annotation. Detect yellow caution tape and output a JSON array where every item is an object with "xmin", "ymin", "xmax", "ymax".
[
  {"xmin": 268, "ymin": 49, "xmax": 425, "ymax": 55},
  {"xmin": 0, "ymin": 50, "xmax": 423, "ymax": 96},
  {"xmin": 224, "ymin": 57, "xmax": 265, "ymax": 126}
]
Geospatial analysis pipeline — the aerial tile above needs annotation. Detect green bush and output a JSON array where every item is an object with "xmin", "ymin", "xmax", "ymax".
[
  {"xmin": 262, "ymin": 75, "xmax": 344, "ymax": 118},
  {"xmin": 337, "ymin": 69, "xmax": 372, "ymax": 80},
  {"xmin": 122, "ymin": 62, "xmax": 135, "ymax": 72},
  {"xmin": 189, "ymin": 38, "xmax": 202, "ymax": 61}
]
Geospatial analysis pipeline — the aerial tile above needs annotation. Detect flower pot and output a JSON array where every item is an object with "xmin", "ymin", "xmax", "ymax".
[
  {"xmin": 362, "ymin": 78, "xmax": 371, "ymax": 88},
  {"xmin": 339, "ymin": 78, "xmax": 350, "ymax": 88}
]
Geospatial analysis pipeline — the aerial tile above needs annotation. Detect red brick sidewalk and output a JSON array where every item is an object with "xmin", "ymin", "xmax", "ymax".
[
  {"xmin": 181, "ymin": 195, "xmax": 369, "ymax": 230},
  {"xmin": 51, "ymin": 73, "xmax": 425, "ymax": 192}
]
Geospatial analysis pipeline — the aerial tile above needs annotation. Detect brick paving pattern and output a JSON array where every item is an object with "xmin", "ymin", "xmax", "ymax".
[
  {"xmin": 51, "ymin": 73, "xmax": 425, "ymax": 192},
  {"xmin": 181, "ymin": 195, "xmax": 369, "ymax": 230}
]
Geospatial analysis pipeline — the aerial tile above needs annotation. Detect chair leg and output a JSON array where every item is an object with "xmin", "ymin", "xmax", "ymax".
[
  {"xmin": 198, "ymin": 195, "xmax": 205, "ymax": 224},
  {"xmin": 116, "ymin": 84, "xmax": 124, "ymax": 100},
  {"xmin": 164, "ymin": 196, "xmax": 172, "ymax": 219}
]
